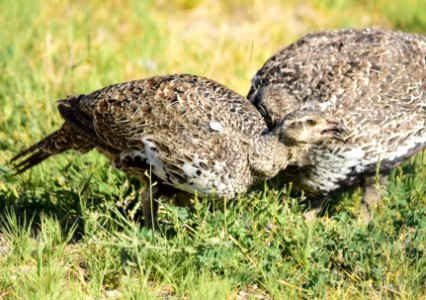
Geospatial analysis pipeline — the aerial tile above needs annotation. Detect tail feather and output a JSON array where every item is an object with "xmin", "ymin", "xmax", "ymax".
[
  {"xmin": 11, "ymin": 148, "xmax": 61, "ymax": 175},
  {"xmin": 9, "ymin": 122, "xmax": 93, "ymax": 175},
  {"xmin": 9, "ymin": 136, "xmax": 53, "ymax": 165}
]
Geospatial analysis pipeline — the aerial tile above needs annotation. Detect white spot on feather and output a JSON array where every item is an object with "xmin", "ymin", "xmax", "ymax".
[
  {"xmin": 180, "ymin": 160, "xmax": 228, "ymax": 196},
  {"xmin": 142, "ymin": 138, "xmax": 167, "ymax": 179},
  {"xmin": 301, "ymin": 95, "xmax": 338, "ymax": 111},
  {"xmin": 209, "ymin": 121, "xmax": 223, "ymax": 132},
  {"xmin": 341, "ymin": 147, "xmax": 365, "ymax": 160},
  {"xmin": 182, "ymin": 162, "xmax": 199, "ymax": 178}
]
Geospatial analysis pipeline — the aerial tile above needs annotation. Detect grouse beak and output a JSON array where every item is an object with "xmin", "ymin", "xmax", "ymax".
[{"xmin": 322, "ymin": 120, "xmax": 347, "ymax": 143}]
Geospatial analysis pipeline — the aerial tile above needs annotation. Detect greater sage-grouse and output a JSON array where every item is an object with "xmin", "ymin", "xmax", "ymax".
[
  {"xmin": 10, "ymin": 74, "xmax": 346, "ymax": 227},
  {"xmin": 248, "ymin": 28, "xmax": 426, "ymax": 202}
]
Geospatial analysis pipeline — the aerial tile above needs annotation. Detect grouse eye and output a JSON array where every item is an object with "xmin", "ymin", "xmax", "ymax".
[{"xmin": 307, "ymin": 119, "xmax": 316, "ymax": 126}]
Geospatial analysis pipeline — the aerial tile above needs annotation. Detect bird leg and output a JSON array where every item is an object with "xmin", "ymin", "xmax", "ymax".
[
  {"xmin": 140, "ymin": 181, "xmax": 160, "ymax": 230},
  {"xmin": 303, "ymin": 206, "xmax": 322, "ymax": 222},
  {"xmin": 140, "ymin": 177, "xmax": 194, "ymax": 229},
  {"xmin": 359, "ymin": 175, "xmax": 388, "ymax": 222},
  {"xmin": 302, "ymin": 196, "xmax": 326, "ymax": 222}
]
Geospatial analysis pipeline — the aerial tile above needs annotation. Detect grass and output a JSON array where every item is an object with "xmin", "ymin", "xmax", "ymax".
[{"xmin": 0, "ymin": 0, "xmax": 425, "ymax": 298}]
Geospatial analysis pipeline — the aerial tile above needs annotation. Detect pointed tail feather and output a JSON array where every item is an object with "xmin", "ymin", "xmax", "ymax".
[
  {"xmin": 9, "ymin": 123, "xmax": 93, "ymax": 175},
  {"xmin": 9, "ymin": 128, "xmax": 68, "ymax": 175},
  {"xmin": 10, "ymin": 148, "xmax": 64, "ymax": 175}
]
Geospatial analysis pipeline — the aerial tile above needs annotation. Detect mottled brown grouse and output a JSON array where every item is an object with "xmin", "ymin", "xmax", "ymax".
[
  {"xmin": 248, "ymin": 28, "xmax": 426, "ymax": 202},
  {"xmin": 10, "ymin": 74, "xmax": 346, "ymax": 227}
]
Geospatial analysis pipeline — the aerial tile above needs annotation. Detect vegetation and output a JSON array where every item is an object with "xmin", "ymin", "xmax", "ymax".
[{"xmin": 0, "ymin": 0, "xmax": 425, "ymax": 298}]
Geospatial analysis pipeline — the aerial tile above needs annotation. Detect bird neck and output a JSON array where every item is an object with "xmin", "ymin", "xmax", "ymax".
[
  {"xmin": 249, "ymin": 134, "xmax": 290, "ymax": 179},
  {"xmin": 250, "ymin": 134, "xmax": 313, "ymax": 180}
]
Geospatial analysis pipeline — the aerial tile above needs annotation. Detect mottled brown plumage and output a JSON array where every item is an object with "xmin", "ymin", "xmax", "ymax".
[
  {"xmin": 248, "ymin": 28, "xmax": 426, "ymax": 199},
  {"xmin": 11, "ymin": 74, "xmax": 346, "ymax": 227}
]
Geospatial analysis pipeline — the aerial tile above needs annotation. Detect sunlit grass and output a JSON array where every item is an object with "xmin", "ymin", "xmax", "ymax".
[{"xmin": 0, "ymin": 0, "xmax": 425, "ymax": 298}]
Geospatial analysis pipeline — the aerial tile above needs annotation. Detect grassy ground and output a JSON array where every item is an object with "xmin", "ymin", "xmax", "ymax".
[{"xmin": 1, "ymin": 0, "xmax": 425, "ymax": 298}]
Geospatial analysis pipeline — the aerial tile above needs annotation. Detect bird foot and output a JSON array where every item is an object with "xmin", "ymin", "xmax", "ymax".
[{"xmin": 303, "ymin": 207, "xmax": 322, "ymax": 222}]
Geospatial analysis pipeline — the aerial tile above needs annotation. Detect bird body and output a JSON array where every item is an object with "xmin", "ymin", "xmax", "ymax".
[
  {"xmin": 248, "ymin": 28, "xmax": 426, "ymax": 197},
  {"xmin": 11, "ymin": 74, "xmax": 345, "ymax": 226}
]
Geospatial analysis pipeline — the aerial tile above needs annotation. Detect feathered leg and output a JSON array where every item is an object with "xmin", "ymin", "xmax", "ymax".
[
  {"xmin": 359, "ymin": 175, "xmax": 388, "ymax": 222},
  {"xmin": 140, "ymin": 181, "xmax": 160, "ymax": 230}
]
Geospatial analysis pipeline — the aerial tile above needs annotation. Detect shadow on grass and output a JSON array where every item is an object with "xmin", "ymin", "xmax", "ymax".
[
  {"xmin": 0, "ymin": 172, "xmax": 193, "ymax": 242},
  {"xmin": 0, "ymin": 171, "xmax": 147, "ymax": 242}
]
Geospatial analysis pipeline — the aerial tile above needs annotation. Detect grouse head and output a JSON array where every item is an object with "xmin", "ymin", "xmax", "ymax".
[{"xmin": 272, "ymin": 109, "xmax": 347, "ymax": 145}]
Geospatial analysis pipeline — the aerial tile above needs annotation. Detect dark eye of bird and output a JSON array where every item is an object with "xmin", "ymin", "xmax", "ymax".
[{"xmin": 307, "ymin": 119, "xmax": 316, "ymax": 126}]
